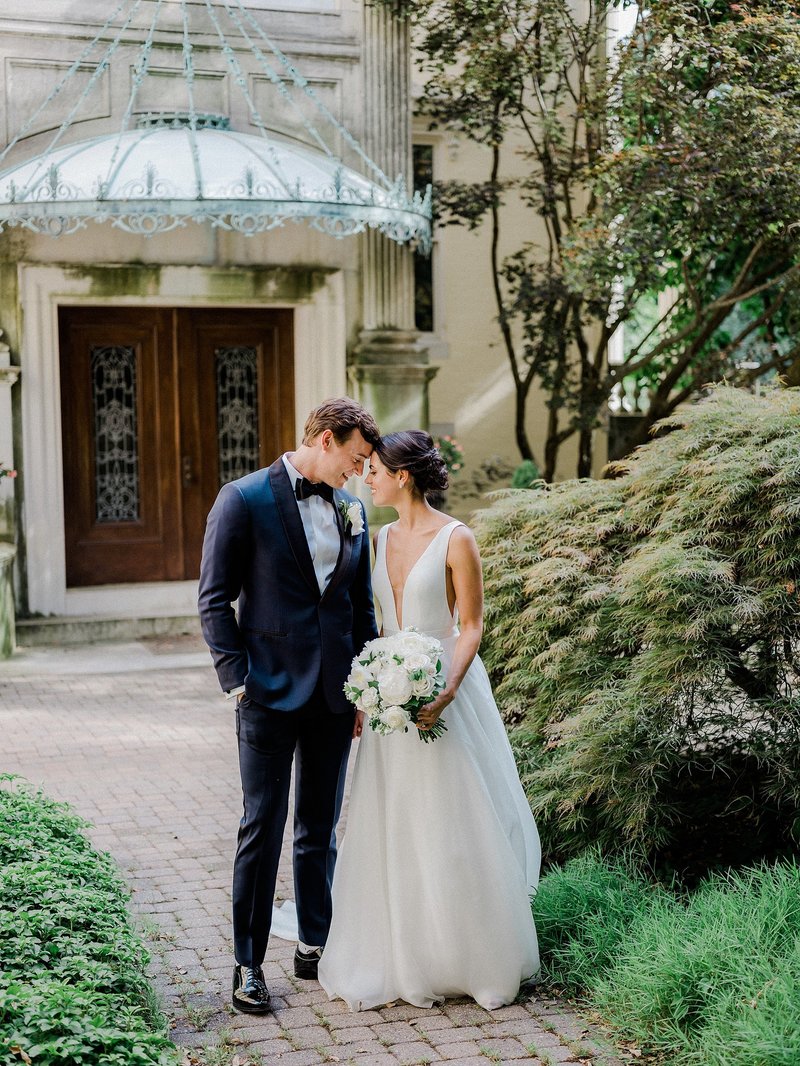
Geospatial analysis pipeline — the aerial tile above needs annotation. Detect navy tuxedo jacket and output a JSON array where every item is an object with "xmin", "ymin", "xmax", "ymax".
[{"xmin": 198, "ymin": 459, "xmax": 378, "ymax": 714}]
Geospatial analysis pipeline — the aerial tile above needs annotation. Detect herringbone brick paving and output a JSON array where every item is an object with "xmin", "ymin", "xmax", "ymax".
[{"xmin": 0, "ymin": 640, "xmax": 624, "ymax": 1066}]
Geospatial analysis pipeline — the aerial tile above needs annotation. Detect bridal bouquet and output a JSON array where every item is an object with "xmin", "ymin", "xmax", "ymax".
[{"xmin": 344, "ymin": 627, "xmax": 447, "ymax": 743}]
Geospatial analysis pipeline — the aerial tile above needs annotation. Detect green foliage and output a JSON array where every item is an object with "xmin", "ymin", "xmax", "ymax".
[
  {"xmin": 383, "ymin": 0, "xmax": 800, "ymax": 477},
  {"xmin": 571, "ymin": 0, "xmax": 800, "ymax": 416},
  {"xmin": 0, "ymin": 776, "xmax": 176, "ymax": 1066},
  {"xmin": 511, "ymin": 460, "xmax": 541, "ymax": 489},
  {"xmin": 478, "ymin": 387, "xmax": 800, "ymax": 873},
  {"xmin": 433, "ymin": 434, "xmax": 464, "ymax": 475},
  {"xmin": 532, "ymin": 849, "xmax": 658, "ymax": 992},
  {"xmin": 534, "ymin": 853, "xmax": 800, "ymax": 1064}
]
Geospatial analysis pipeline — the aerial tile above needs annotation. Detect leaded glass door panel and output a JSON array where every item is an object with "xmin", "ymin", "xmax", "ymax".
[
  {"xmin": 176, "ymin": 308, "xmax": 294, "ymax": 577},
  {"xmin": 59, "ymin": 306, "xmax": 294, "ymax": 586}
]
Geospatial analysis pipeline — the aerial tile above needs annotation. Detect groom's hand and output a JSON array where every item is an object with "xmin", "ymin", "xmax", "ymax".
[{"xmin": 353, "ymin": 710, "xmax": 365, "ymax": 739}]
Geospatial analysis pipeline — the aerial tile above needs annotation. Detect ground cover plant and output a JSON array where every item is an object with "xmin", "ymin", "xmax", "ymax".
[
  {"xmin": 534, "ymin": 852, "xmax": 800, "ymax": 1065},
  {"xmin": 0, "ymin": 776, "xmax": 176, "ymax": 1066},
  {"xmin": 478, "ymin": 386, "xmax": 800, "ymax": 878}
]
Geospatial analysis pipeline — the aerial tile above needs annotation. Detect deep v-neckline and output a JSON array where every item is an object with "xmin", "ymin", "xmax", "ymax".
[{"xmin": 385, "ymin": 521, "xmax": 455, "ymax": 631}]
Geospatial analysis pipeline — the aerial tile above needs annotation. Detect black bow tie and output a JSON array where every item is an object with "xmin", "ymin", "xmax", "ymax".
[{"xmin": 295, "ymin": 477, "xmax": 334, "ymax": 503}]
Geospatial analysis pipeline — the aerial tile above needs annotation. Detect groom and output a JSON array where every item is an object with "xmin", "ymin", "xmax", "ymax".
[{"xmin": 198, "ymin": 397, "xmax": 379, "ymax": 1014}]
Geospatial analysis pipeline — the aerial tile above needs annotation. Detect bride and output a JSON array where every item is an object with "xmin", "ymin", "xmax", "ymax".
[{"xmin": 318, "ymin": 430, "xmax": 540, "ymax": 1012}]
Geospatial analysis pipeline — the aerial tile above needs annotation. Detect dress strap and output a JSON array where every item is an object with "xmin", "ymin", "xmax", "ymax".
[
  {"xmin": 437, "ymin": 521, "xmax": 465, "ymax": 568},
  {"xmin": 439, "ymin": 520, "xmax": 465, "ymax": 546},
  {"xmin": 375, "ymin": 522, "xmax": 391, "ymax": 561}
]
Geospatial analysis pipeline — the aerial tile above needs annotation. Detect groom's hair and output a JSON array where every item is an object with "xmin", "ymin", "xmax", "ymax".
[{"xmin": 303, "ymin": 397, "xmax": 380, "ymax": 448}]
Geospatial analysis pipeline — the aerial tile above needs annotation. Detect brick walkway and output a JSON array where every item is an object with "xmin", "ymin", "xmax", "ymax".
[{"xmin": 0, "ymin": 640, "xmax": 624, "ymax": 1066}]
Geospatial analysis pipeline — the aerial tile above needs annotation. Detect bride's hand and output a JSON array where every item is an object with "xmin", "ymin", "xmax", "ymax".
[
  {"xmin": 416, "ymin": 689, "xmax": 454, "ymax": 731},
  {"xmin": 353, "ymin": 710, "xmax": 365, "ymax": 739}
]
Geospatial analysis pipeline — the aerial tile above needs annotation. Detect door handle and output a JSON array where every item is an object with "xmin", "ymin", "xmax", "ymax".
[{"xmin": 182, "ymin": 455, "xmax": 194, "ymax": 488}]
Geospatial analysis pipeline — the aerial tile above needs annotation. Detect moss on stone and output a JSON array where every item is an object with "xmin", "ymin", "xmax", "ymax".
[{"xmin": 63, "ymin": 263, "xmax": 163, "ymax": 298}]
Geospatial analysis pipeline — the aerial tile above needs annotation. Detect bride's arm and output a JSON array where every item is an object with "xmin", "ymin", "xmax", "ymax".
[{"xmin": 416, "ymin": 526, "xmax": 483, "ymax": 730}]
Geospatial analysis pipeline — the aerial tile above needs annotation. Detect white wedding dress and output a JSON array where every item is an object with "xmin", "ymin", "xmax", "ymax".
[{"xmin": 318, "ymin": 520, "xmax": 540, "ymax": 1011}]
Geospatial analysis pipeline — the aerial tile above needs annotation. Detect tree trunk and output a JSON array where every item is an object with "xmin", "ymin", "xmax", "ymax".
[
  {"xmin": 543, "ymin": 406, "xmax": 560, "ymax": 482},
  {"xmin": 515, "ymin": 382, "xmax": 534, "ymax": 462},
  {"xmin": 577, "ymin": 424, "xmax": 593, "ymax": 478},
  {"xmin": 784, "ymin": 353, "xmax": 800, "ymax": 387}
]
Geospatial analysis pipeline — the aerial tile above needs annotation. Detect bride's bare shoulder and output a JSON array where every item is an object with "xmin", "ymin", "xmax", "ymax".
[{"xmin": 443, "ymin": 519, "xmax": 480, "ymax": 558}]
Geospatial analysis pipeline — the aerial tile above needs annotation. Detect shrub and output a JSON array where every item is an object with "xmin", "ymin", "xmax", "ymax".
[
  {"xmin": 0, "ymin": 777, "xmax": 176, "ymax": 1066},
  {"xmin": 478, "ymin": 387, "xmax": 800, "ymax": 874},
  {"xmin": 511, "ymin": 460, "xmax": 541, "ymax": 489},
  {"xmin": 534, "ymin": 854, "xmax": 800, "ymax": 1065}
]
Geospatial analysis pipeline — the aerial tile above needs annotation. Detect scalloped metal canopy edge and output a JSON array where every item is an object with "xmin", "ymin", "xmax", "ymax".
[
  {"xmin": 0, "ymin": 0, "xmax": 432, "ymax": 250},
  {"xmin": 0, "ymin": 123, "xmax": 432, "ymax": 248}
]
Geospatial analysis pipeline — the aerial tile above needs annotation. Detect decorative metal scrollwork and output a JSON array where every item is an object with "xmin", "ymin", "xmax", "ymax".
[
  {"xmin": 216, "ymin": 345, "xmax": 260, "ymax": 486},
  {"xmin": 90, "ymin": 345, "xmax": 140, "ymax": 523}
]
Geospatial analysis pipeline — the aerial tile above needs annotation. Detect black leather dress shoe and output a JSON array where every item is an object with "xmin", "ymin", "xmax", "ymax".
[
  {"xmin": 232, "ymin": 964, "xmax": 271, "ymax": 1013},
  {"xmin": 293, "ymin": 946, "xmax": 321, "ymax": 979}
]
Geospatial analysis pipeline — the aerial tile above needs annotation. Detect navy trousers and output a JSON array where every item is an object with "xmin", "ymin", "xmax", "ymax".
[{"xmin": 232, "ymin": 687, "xmax": 354, "ymax": 967}]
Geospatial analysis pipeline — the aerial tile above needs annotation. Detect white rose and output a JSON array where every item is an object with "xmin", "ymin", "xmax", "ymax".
[
  {"xmin": 381, "ymin": 705, "xmax": 412, "ymax": 731},
  {"xmin": 358, "ymin": 685, "xmax": 380, "ymax": 711},
  {"xmin": 404, "ymin": 653, "xmax": 430, "ymax": 672},
  {"xmin": 391, "ymin": 636, "xmax": 425, "ymax": 660},
  {"xmin": 347, "ymin": 666, "xmax": 372, "ymax": 691},
  {"xmin": 400, "ymin": 628, "xmax": 427, "ymax": 645},
  {"xmin": 390, "ymin": 626, "xmax": 416, "ymax": 643},
  {"xmin": 411, "ymin": 673, "xmax": 436, "ymax": 698},
  {"xmin": 377, "ymin": 665, "xmax": 413, "ymax": 707}
]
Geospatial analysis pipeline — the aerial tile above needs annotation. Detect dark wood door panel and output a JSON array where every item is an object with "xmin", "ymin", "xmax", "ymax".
[{"xmin": 59, "ymin": 307, "xmax": 182, "ymax": 586}]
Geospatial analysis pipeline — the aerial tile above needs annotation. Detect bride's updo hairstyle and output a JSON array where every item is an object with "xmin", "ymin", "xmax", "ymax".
[{"xmin": 375, "ymin": 430, "xmax": 449, "ymax": 499}]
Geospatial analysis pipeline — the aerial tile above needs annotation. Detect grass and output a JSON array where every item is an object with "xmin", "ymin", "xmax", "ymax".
[
  {"xmin": 534, "ymin": 849, "xmax": 660, "ymax": 993},
  {"xmin": 181, "ymin": 1002, "xmax": 218, "ymax": 1030},
  {"xmin": 312, "ymin": 1006, "xmax": 333, "ymax": 1031},
  {"xmin": 0, "ymin": 775, "xmax": 177, "ymax": 1066},
  {"xmin": 278, "ymin": 1025, "xmax": 302, "ymax": 1051},
  {"xmin": 191, "ymin": 1028, "xmax": 258, "ymax": 1066},
  {"xmin": 533, "ymin": 852, "xmax": 800, "ymax": 1065}
]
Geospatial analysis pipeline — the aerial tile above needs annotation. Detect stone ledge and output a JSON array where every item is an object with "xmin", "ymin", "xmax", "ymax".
[{"xmin": 15, "ymin": 612, "xmax": 201, "ymax": 647}]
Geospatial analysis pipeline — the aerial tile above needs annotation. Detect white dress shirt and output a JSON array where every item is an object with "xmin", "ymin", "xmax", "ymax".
[{"xmin": 281, "ymin": 453, "xmax": 341, "ymax": 595}]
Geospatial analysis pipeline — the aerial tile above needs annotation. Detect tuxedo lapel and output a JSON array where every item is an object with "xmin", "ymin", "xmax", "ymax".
[
  {"xmin": 268, "ymin": 459, "xmax": 319, "ymax": 596},
  {"xmin": 322, "ymin": 489, "xmax": 355, "ymax": 601}
]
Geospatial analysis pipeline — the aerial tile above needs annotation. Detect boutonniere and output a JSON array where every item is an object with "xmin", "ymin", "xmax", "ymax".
[{"xmin": 338, "ymin": 500, "xmax": 365, "ymax": 536}]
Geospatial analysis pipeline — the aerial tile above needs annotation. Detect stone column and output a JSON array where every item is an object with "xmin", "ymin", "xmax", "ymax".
[
  {"xmin": 0, "ymin": 332, "xmax": 19, "ymax": 539},
  {"xmin": 350, "ymin": 331, "xmax": 437, "ymax": 431},
  {"xmin": 352, "ymin": 1, "xmax": 437, "ymax": 443},
  {"xmin": 0, "ymin": 332, "xmax": 19, "ymax": 658}
]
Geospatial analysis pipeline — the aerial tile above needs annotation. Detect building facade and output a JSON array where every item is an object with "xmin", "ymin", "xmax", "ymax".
[
  {"xmin": 0, "ymin": 0, "xmax": 434, "ymax": 646},
  {"xmin": 0, "ymin": 0, "xmax": 625, "ymax": 652}
]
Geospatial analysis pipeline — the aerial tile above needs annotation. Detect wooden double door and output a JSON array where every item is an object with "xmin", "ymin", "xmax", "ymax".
[{"xmin": 59, "ymin": 306, "xmax": 294, "ymax": 587}]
